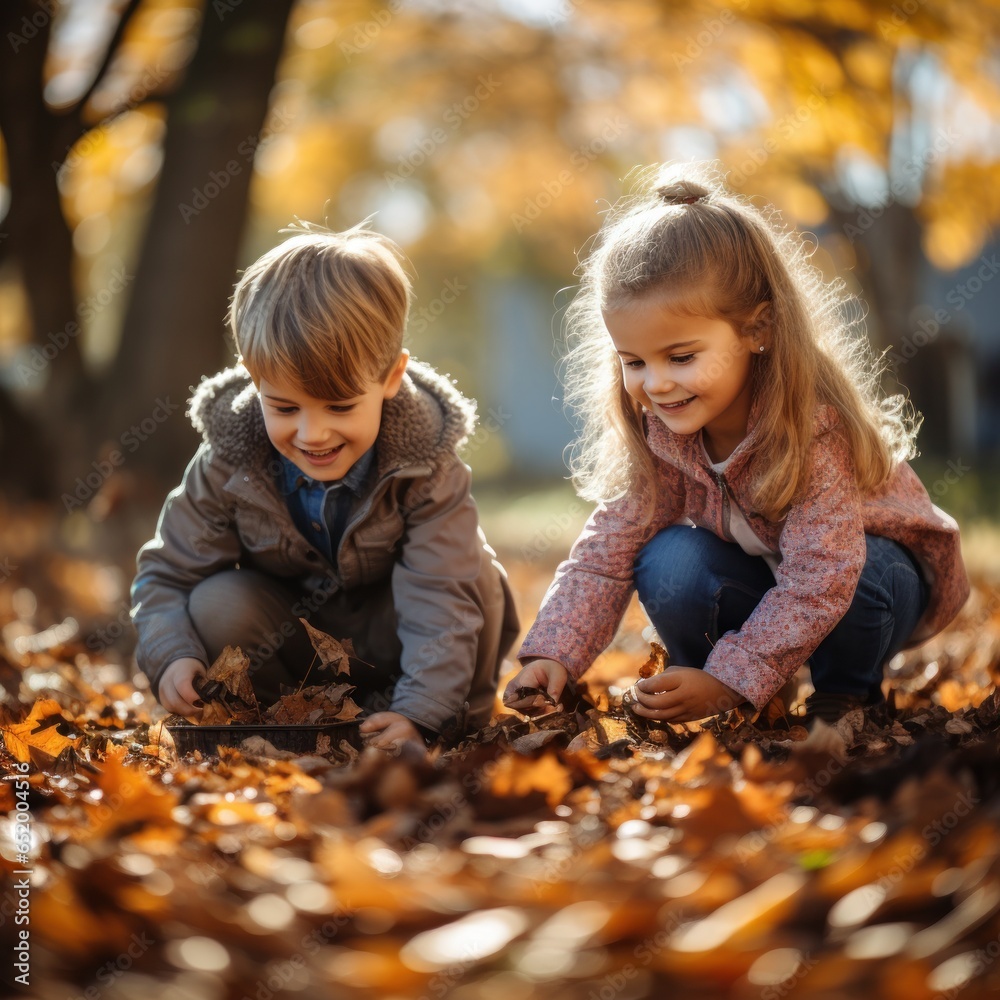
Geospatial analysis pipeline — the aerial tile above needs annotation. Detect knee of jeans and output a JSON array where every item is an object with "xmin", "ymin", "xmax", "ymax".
[
  {"xmin": 634, "ymin": 559, "xmax": 685, "ymax": 619},
  {"xmin": 636, "ymin": 527, "xmax": 719, "ymax": 613},
  {"xmin": 636, "ymin": 526, "xmax": 690, "ymax": 592},
  {"xmin": 189, "ymin": 571, "xmax": 289, "ymax": 651},
  {"xmin": 849, "ymin": 567, "xmax": 894, "ymax": 614},
  {"xmin": 839, "ymin": 572, "xmax": 896, "ymax": 656}
]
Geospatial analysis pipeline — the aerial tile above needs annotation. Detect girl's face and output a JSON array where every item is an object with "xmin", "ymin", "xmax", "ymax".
[{"xmin": 603, "ymin": 296, "xmax": 764, "ymax": 463}]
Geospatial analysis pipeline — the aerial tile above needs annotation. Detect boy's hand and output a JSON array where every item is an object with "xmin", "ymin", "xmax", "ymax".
[
  {"xmin": 628, "ymin": 666, "xmax": 740, "ymax": 722},
  {"xmin": 360, "ymin": 712, "xmax": 426, "ymax": 752},
  {"xmin": 158, "ymin": 657, "xmax": 207, "ymax": 716},
  {"xmin": 503, "ymin": 658, "xmax": 569, "ymax": 712}
]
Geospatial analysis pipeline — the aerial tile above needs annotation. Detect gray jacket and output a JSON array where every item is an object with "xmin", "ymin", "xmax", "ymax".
[{"xmin": 131, "ymin": 360, "xmax": 519, "ymax": 730}]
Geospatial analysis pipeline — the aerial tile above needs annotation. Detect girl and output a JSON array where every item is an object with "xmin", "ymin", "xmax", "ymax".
[{"xmin": 505, "ymin": 163, "xmax": 969, "ymax": 725}]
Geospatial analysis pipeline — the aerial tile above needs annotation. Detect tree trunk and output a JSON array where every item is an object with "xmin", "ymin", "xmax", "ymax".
[
  {"xmin": 0, "ymin": 1, "xmax": 90, "ymax": 497},
  {"xmin": 101, "ymin": 0, "xmax": 297, "ymax": 488},
  {"xmin": 828, "ymin": 201, "xmax": 954, "ymax": 447}
]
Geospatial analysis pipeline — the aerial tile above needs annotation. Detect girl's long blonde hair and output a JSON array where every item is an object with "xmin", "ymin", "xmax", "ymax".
[{"xmin": 564, "ymin": 162, "xmax": 919, "ymax": 521}]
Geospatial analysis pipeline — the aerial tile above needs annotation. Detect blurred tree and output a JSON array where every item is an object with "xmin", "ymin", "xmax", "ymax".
[
  {"xmin": 1, "ymin": 0, "xmax": 997, "ymax": 504},
  {"xmin": 104, "ymin": 0, "xmax": 296, "ymax": 477},
  {"xmin": 0, "ymin": 0, "xmax": 294, "ymax": 498},
  {"xmin": 0, "ymin": 0, "xmax": 147, "ymax": 496},
  {"xmin": 250, "ymin": 0, "xmax": 1000, "ymax": 456}
]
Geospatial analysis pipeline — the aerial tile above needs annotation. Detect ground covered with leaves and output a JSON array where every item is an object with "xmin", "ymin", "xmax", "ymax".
[{"xmin": 2, "ymin": 515, "xmax": 1000, "ymax": 999}]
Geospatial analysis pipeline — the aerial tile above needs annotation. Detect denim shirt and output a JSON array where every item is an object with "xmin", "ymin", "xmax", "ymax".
[{"xmin": 275, "ymin": 448, "xmax": 375, "ymax": 565}]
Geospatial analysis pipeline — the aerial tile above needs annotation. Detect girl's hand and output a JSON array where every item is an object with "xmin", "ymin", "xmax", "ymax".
[
  {"xmin": 628, "ymin": 666, "xmax": 740, "ymax": 723},
  {"xmin": 503, "ymin": 658, "xmax": 569, "ymax": 712},
  {"xmin": 360, "ymin": 712, "xmax": 426, "ymax": 753},
  {"xmin": 158, "ymin": 657, "xmax": 207, "ymax": 716}
]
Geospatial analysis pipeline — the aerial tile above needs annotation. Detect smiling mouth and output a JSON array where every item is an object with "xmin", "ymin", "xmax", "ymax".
[
  {"xmin": 658, "ymin": 396, "xmax": 696, "ymax": 410},
  {"xmin": 299, "ymin": 445, "xmax": 343, "ymax": 458}
]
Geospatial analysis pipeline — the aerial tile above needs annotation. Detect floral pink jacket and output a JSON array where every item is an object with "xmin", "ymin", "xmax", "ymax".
[{"xmin": 519, "ymin": 404, "xmax": 969, "ymax": 708}]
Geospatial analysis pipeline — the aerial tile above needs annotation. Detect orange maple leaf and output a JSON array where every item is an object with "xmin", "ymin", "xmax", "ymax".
[{"xmin": 0, "ymin": 698, "xmax": 78, "ymax": 764}]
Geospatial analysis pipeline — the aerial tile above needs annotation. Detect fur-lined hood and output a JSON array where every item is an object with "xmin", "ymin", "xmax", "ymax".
[{"xmin": 187, "ymin": 358, "xmax": 478, "ymax": 476}]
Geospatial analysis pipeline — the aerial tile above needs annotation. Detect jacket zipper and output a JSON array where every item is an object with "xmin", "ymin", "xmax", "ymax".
[
  {"xmin": 711, "ymin": 469, "xmax": 736, "ymax": 543},
  {"xmin": 334, "ymin": 462, "xmax": 433, "ymax": 564}
]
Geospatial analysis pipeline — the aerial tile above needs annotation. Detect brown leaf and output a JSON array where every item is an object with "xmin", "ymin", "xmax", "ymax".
[
  {"xmin": 199, "ymin": 701, "xmax": 236, "ymax": 725},
  {"xmin": 323, "ymin": 683, "xmax": 354, "ymax": 705},
  {"xmin": 510, "ymin": 685, "xmax": 556, "ymax": 707},
  {"xmin": 266, "ymin": 689, "xmax": 317, "ymax": 724},
  {"xmin": 945, "ymin": 717, "xmax": 974, "ymax": 735},
  {"xmin": 265, "ymin": 682, "xmax": 358, "ymax": 724},
  {"xmin": 205, "ymin": 645, "xmax": 256, "ymax": 705},
  {"xmin": 638, "ymin": 642, "xmax": 668, "ymax": 678},
  {"xmin": 334, "ymin": 696, "xmax": 365, "ymax": 722},
  {"xmin": 509, "ymin": 729, "xmax": 563, "ymax": 754},
  {"xmin": 300, "ymin": 619, "xmax": 354, "ymax": 675}
]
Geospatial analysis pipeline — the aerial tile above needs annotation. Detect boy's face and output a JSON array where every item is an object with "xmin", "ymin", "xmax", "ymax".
[{"xmin": 259, "ymin": 352, "xmax": 408, "ymax": 481}]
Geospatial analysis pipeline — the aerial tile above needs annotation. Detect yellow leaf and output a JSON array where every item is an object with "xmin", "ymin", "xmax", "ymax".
[
  {"xmin": 0, "ymin": 698, "xmax": 77, "ymax": 764},
  {"xmin": 490, "ymin": 750, "xmax": 573, "ymax": 808}
]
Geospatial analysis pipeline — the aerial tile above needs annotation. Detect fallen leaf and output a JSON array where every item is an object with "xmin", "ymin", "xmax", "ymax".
[
  {"xmin": 300, "ymin": 619, "xmax": 355, "ymax": 675},
  {"xmin": 509, "ymin": 729, "xmax": 563, "ymax": 754},
  {"xmin": 199, "ymin": 701, "xmax": 236, "ymax": 725},
  {"xmin": 509, "ymin": 685, "xmax": 556, "ymax": 707},
  {"xmin": 205, "ymin": 645, "xmax": 256, "ymax": 704},
  {"xmin": 638, "ymin": 642, "xmax": 669, "ymax": 678},
  {"xmin": 0, "ymin": 697, "xmax": 78, "ymax": 764},
  {"xmin": 265, "ymin": 683, "xmax": 358, "ymax": 724},
  {"xmin": 334, "ymin": 696, "xmax": 365, "ymax": 722},
  {"xmin": 490, "ymin": 750, "xmax": 573, "ymax": 808}
]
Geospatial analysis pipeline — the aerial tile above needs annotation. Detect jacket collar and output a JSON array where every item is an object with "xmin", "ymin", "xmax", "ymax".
[
  {"xmin": 276, "ymin": 447, "xmax": 375, "ymax": 497},
  {"xmin": 644, "ymin": 393, "xmax": 839, "ymax": 483},
  {"xmin": 187, "ymin": 359, "xmax": 478, "ymax": 478},
  {"xmin": 645, "ymin": 389, "xmax": 763, "ymax": 481}
]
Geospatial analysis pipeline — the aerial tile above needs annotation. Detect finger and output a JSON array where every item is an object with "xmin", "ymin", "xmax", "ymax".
[
  {"xmin": 179, "ymin": 677, "xmax": 205, "ymax": 707},
  {"xmin": 159, "ymin": 680, "xmax": 184, "ymax": 715},
  {"xmin": 629, "ymin": 701, "xmax": 689, "ymax": 722},
  {"xmin": 505, "ymin": 695, "xmax": 551, "ymax": 713},
  {"xmin": 504, "ymin": 691, "xmax": 539, "ymax": 706},
  {"xmin": 502, "ymin": 685, "xmax": 525, "ymax": 704},
  {"xmin": 368, "ymin": 735, "xmax": 402, "ymax": 752},
  {"xmin": 637, "ymin": 673, "xmax": 682, "ymax": 694},
  {"xmin": 635, "ymin": 688, "xmax": 682, "ymax": 710},
  {"xmin": 504, "ymin": 672, "xmax": 539, "ymax": 698}
]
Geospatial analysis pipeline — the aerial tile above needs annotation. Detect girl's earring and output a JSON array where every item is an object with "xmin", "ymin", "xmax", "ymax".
[{"xmin": 758, "ymin": 345, "xmax": 765, "ymax": 352}]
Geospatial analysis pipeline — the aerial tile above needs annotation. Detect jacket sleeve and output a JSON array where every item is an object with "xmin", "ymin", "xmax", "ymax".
[
  {"xmin": 130, "ymin": 444, "xmax": 242, "ymax": 694},
  {"xmin": 705, "ymin": 422, "xmax": 867, "ymax": 708},
  {"xmin": 517, "ymin": 476, "xmax": 674, "ymax": 678},
  {"xmin": 387, "ymin": 458, "xmax": 492, "ymax": 731}
]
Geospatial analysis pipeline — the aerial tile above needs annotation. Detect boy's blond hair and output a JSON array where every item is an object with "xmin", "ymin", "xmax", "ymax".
[{"xmin": 229, "ymin": 219, "xmax": 412, "ymax": 400}]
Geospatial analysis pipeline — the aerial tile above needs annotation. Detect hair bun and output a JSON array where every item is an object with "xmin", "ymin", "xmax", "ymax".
[{"xmin": 656, "ymin": 180, "xmax": 710, "ymax": 206}]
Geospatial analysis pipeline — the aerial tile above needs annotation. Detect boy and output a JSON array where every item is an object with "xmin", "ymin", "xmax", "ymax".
[{"xmin": 131, "ymin": 220, "xmax": 519, "ymax": 749}]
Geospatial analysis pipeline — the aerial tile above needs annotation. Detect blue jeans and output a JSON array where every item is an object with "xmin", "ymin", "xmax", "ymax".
[{"xmin": 633, "ymin": 525, "xmax": 929, "ymax": 702}]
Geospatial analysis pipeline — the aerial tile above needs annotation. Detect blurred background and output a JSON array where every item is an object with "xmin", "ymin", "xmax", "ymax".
[{"xmin": 1, "ymin": 0, "xmax": 998, "ymax": 593}]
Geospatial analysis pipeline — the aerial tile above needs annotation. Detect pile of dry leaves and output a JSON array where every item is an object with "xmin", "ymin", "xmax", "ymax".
[{"xmin": 2, "ymin": 561, "xmax": 1000, "ymax": 999}]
